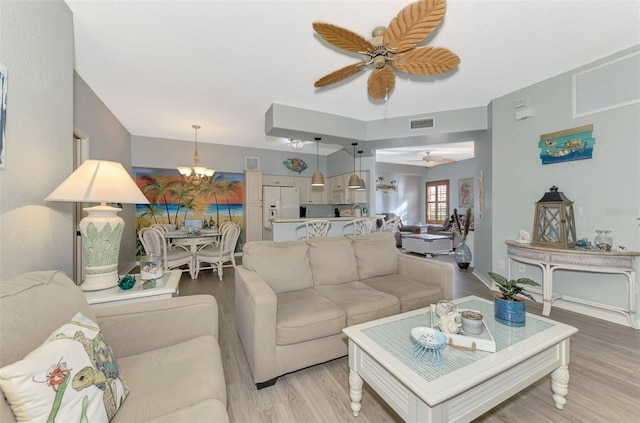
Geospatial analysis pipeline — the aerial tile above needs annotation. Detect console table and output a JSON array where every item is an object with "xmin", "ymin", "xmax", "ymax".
[{"xmin": 505, "ymin": 241, "xmax": 640, "ymax": 329}]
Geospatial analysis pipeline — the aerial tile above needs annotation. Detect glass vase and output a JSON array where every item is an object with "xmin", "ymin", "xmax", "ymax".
[
  {"xmin": 455, "ymin": 240, "xmax": 472, "ymax": 269},
  {"xmin": 594, "ymin": 230, "xmax": 613, "ymax": 251}
]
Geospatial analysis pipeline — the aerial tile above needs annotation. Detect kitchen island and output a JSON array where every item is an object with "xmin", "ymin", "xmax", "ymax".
[{"xmin": 267, "ymin": 217, "xmax": 378, "ymax": 241}]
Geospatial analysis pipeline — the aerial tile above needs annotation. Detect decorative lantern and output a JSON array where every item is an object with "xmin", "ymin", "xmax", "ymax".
[{"xmin": 532, "ymin": 186, "xmax": 576, "ymax": 249}]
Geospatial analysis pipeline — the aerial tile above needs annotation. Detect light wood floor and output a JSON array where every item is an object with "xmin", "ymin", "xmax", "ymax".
[{"xmin": 178, "ymin": 253, "xmax": 640, "ymax": 423}]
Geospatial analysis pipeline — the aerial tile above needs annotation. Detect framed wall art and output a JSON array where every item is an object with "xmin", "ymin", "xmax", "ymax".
[
  {"xmin": 134, "ymin": 168, "xmax": 245, "ymax": 254},
  {"xmin": 458, "ymin": 177, "xmax": 474, "ymax": 208},
  {"xmin": 538, "ymin": 124, "xmax": 596, "ymax": 165}
]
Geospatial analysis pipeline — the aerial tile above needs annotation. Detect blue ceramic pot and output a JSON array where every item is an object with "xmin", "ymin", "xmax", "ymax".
[{"xmin": 494, "ymin": 294, "xmax": 526, "ymax": 327}]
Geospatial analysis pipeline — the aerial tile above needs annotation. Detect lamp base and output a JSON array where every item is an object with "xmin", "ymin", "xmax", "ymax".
[
  {"xmin": 79, "ymin": 204, "xmax": 124, "ymax": 291},
  {"xmin": 81, "ymin": 270, "xmax": 119, "ymax": 291}
]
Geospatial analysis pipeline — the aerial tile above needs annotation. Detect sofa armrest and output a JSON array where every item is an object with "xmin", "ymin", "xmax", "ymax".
[
  {"xmin": 234, "ymin": 266, "xmax": 277, "ymax": 384},
  {"xmin": 94, "ymin": 295, "xmax": 218, "ymax": 358},
  {"xmin": 398, "ymin": 254, "xmax": 454, "ymax": 300}
]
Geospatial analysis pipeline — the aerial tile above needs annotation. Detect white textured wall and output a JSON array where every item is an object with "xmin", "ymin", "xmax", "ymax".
[{"xmin": 0, "ymin": 1, "xmax": 74, "ymax": 279}]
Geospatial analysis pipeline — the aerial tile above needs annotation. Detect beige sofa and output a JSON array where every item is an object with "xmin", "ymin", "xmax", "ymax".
[
  {"xmin": 235, "ymin": 232, "xmax": 454, "ymax": 388},
  {"xmin": 0, "ymin": 271, "xmax": 229, "ymax": 423}
]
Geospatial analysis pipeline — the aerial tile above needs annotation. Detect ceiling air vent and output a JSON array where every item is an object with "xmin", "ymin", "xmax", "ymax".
[
  {"xmin": 244, "ymin": 157, "xmax": 259, "ymax": 170},
  {"xmin": 410, "ymin": 117, "xmax": 434, "ymax": 130}
]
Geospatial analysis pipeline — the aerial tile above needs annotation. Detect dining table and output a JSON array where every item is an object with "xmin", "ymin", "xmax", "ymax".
[{"xmin": 165, "ymin": 229, "xmax": 222, "ymax": 254}]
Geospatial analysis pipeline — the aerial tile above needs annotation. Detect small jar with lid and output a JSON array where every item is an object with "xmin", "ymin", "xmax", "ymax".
[
  {"xmin": 594, "ymin": 230, "xmax": 613, "ymax": 251},
  {"xmin": 140, "ymin": 254, "xmax": 163, "ymax": 285}
]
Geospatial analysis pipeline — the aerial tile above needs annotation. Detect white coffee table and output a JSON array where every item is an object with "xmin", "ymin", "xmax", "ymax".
[
  {"xmin": 343, "ymin": 296, "xmax": 578, "ymax": 423},
  {"xmin": 84, "ymin": 271, "xmax": 181, "ymax": 309}
]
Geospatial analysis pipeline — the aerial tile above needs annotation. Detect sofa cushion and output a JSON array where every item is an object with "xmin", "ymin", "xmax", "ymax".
[
  {"xmin": 350, "ymin": 232, "xmax": 399, "ymax": 280},
  {"xmin": 362, "ymin": 274, "xmax": 443, "ymax": 312},
  {"xmin": 0, "ymin": 271, "xmax": 97, "ymax": 369},
  {"xmin": 113, "ymin": 335, "xmax": 225, "ymax": 422},
  {"xmin": 145, "ymin": 399, "xmax": 229, "ymax": 423},
  {"xmin": 315, "ymin": 282, "xmax": 400, "ymax": 326},
  {"xmin": 0, "ymin": 312, "xmax": 129, "ymax": 422},
  {"xmin": 242, "ymin": 241, "xmax": 312, "ymax": 294},
  {"xmin": 276, "ymin": 289, "xmax": 346, "ymax": 346},
  {"xmin": 307, "ymin": 237, "xmax": 359, "ymax": 286}
]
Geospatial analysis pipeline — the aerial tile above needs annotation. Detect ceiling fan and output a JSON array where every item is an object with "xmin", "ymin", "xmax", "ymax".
[
  {"xmin": 409, "ymin": 152, "xmax": 457, "ymax": 168},
  {"xmin": 312, "ymin": 0, "xmax": 460, "ymax": 100}
]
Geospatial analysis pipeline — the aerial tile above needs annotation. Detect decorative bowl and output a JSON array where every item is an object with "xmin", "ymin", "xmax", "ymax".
[
  {"xmin": 410, "ymin": 327, "xmax": 448, "ymax": 366},
  {"xmin": 117, "ymin": 274, "xmax": 136, "ymax": 290}
]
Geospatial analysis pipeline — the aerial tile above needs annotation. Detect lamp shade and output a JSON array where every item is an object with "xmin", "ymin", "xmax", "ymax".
[
  {"xmin": 46, "ymin": 160, "xmax": 149, "ymax": 205},
  {"xmin": 45, "ymin": 160, "xmax": 149, "ymax": 291},
  {"xmin": 311, "ymin": 171, "xmax": 325, "ymax": 186}
]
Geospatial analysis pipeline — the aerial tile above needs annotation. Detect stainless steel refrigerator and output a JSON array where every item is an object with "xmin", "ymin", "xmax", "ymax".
[{"xmin": 262, "ymin": 186, "xmax": 299, "ymax": 240}]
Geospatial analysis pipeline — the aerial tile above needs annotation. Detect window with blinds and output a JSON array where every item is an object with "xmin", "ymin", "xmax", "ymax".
[{"xmin": 426, "ymin": 180, "xmax": 449, "ymax": 224}]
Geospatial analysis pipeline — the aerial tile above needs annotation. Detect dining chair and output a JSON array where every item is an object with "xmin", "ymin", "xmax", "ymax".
[
  {"xmin": 151, "ymin": 223, "xmax": 173, "ymax": 249},
  {"xmin": 194, "ymin": 223, "xmax": 241, "ymax": 280},
  {"xmin": 379, "ymin": 216, "xmax": 401, "ymax": 233},
  {"xmin": 218, "ymin": 221, "xmax": 234, "ymax": 232},
  {"xmin": 139, "ymin": 227, "xmax": 195, "ymax": 278},
  {"xmin": 294, "ymin": 219, "xmax": 331, "ymax": 240},
  {"xmin": 342, "ymin": 218, "xmax": 374, "ymax": 237}
]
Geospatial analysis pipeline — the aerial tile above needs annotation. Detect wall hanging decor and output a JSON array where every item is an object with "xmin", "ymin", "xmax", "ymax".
[
  {"xmin": 458, "ymin": 177, "xmax": 474, "ymax": 208},
  {"xmin": 283, "ymin": 158, "xmax": 308, "ymax": 174},
  {"xmin": 0, "ymin": 62, "xmax": 7, "ymax": 169},
  {"xmin": 538, "ymin": 124, "xmax": 595, "ymax": 165},
  {"xmin": 134, "ymin": 167, "xmax": 245, "ymax": 255}
]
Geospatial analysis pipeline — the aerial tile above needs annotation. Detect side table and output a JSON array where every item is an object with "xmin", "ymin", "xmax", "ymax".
[{"xmin": 84, "ymin": 271, "xmax": 181, "ymax": 309}]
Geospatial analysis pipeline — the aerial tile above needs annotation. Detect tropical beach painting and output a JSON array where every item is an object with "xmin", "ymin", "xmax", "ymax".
[{"xmin": 134, "ymin": 168, "xmax": 245, "ymax": 254}]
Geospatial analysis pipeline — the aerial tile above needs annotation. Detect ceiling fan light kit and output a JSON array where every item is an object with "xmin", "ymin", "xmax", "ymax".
[
  {"xmin": 289, "ymin": 139, "xmax": 305, "ymax": 150},
  {"xmin": 407, "ymin": 151, "xmax": 458, "ymax": 168},
  {"xmin": 313, "ymin": 0, "xmax": 460, "ymax": 100}
]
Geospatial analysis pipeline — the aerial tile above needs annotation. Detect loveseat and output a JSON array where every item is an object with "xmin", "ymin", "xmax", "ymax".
[
  {"xmin": 0, "ymin": 271, "xmax": 229, "ymax": 422},
  {"xmin": 235, "ymin": 232, "xmax": 454, "ymax": 388}
]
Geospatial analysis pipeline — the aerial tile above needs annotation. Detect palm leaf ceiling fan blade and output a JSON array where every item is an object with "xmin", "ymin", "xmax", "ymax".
[
  {"xmin": 393, "ymin": 46, "xmax": 460, "ymax": 75},
  {"xmin": 315, "ymin": 62, "xmax": 367, "ymax": 87},
  {"xmin": 312, "ymin": 0, "xmax": 458, "ymax": 99},
  {"xmin": 383, "ymin": 0, "xmax": 447, "ymax": 53},
  {"xmin": 367, "ymin": 65, "xmax": 396, "ymax": 99},
  {"xmin": 312, "ymin": 22, "xmax": 374, "ymax": 53}
]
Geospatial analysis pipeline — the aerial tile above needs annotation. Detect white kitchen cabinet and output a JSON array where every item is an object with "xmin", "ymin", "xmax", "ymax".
[
  {"xmin": 244, "ymin": 169, "xmax": 263, "ymax": 203},
  {"xmin": 244, "ymin": 203, "xmax": 263, "ymax": 243},
  {"xmin": 262, "ymin": 175, "xmax": 294, "ymax": 186},
  {"xmin": 295, "ymin": 176, "xmax": 328, "ymax": 204},
  {"xmin": 293, "ymin": 177, "xmax": 311, "ymax": 203},
  {"xmin": 310, "ymin": 184, "xmax": 327, "ymax": 203},
  {"xmin": 244, "ymin": 170, "xmax": 263, "ymax": 243}
]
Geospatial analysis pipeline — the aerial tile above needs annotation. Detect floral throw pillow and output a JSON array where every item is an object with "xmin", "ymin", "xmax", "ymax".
[{"xmin": 0, "ymin": 313, "xmax": 129, "ymax": 422}]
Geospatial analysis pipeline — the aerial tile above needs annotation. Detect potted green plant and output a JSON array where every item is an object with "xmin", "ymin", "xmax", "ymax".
[{"xmin": 488, "ymin": 272, "xmax": 540, "ymax": 327}]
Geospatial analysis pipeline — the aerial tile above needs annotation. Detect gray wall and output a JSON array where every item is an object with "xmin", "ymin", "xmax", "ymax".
[
  {"xmin": 132, "ymin": 135, "xmax": 328, "ymax": 177},
  {"xmin": 0, "ymin": 0, "xmax": 74, "ymax": 279},
  {"xmin": 491, "ymin": 45, "xmax": 640, "ymax": 326},
  {"xmin": 74, "ymin": 73, "xmax": 136, "ymax": 272}
]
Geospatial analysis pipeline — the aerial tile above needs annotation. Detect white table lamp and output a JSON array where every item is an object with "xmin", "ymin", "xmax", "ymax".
[{"xmin": 46, "ymin": 160, "xmax": 150, "ymax": 291}]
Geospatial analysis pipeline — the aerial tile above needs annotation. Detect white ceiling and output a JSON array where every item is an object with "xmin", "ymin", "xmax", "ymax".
[{"xmin": 65, "ymin": 0, "xmax": 640, "ymax": 165}]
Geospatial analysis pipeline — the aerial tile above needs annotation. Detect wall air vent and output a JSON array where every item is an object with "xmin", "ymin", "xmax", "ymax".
[
  {"xmin": 244, "ymin": 157, "xmax": 259, "ymax": 170},
  {"xmin": 410, "ymin": 117, "xmax": 435, "ymax": 130}
]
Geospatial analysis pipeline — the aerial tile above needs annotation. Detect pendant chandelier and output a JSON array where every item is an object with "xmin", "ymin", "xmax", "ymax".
[
  {"xmin": 348, "ymin": 142, "xmax": 361, "ymax": 189},
  {"xmin": 355, "ymin": 150, "xmax": 366, "ymax": 191},
  {"xmin": 177, "ymin": 124, "xmax": 215, "ymax": 185},
  {"xmin": 311, "ymin": 137, "xmax": 325, "ymax": 186}
]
